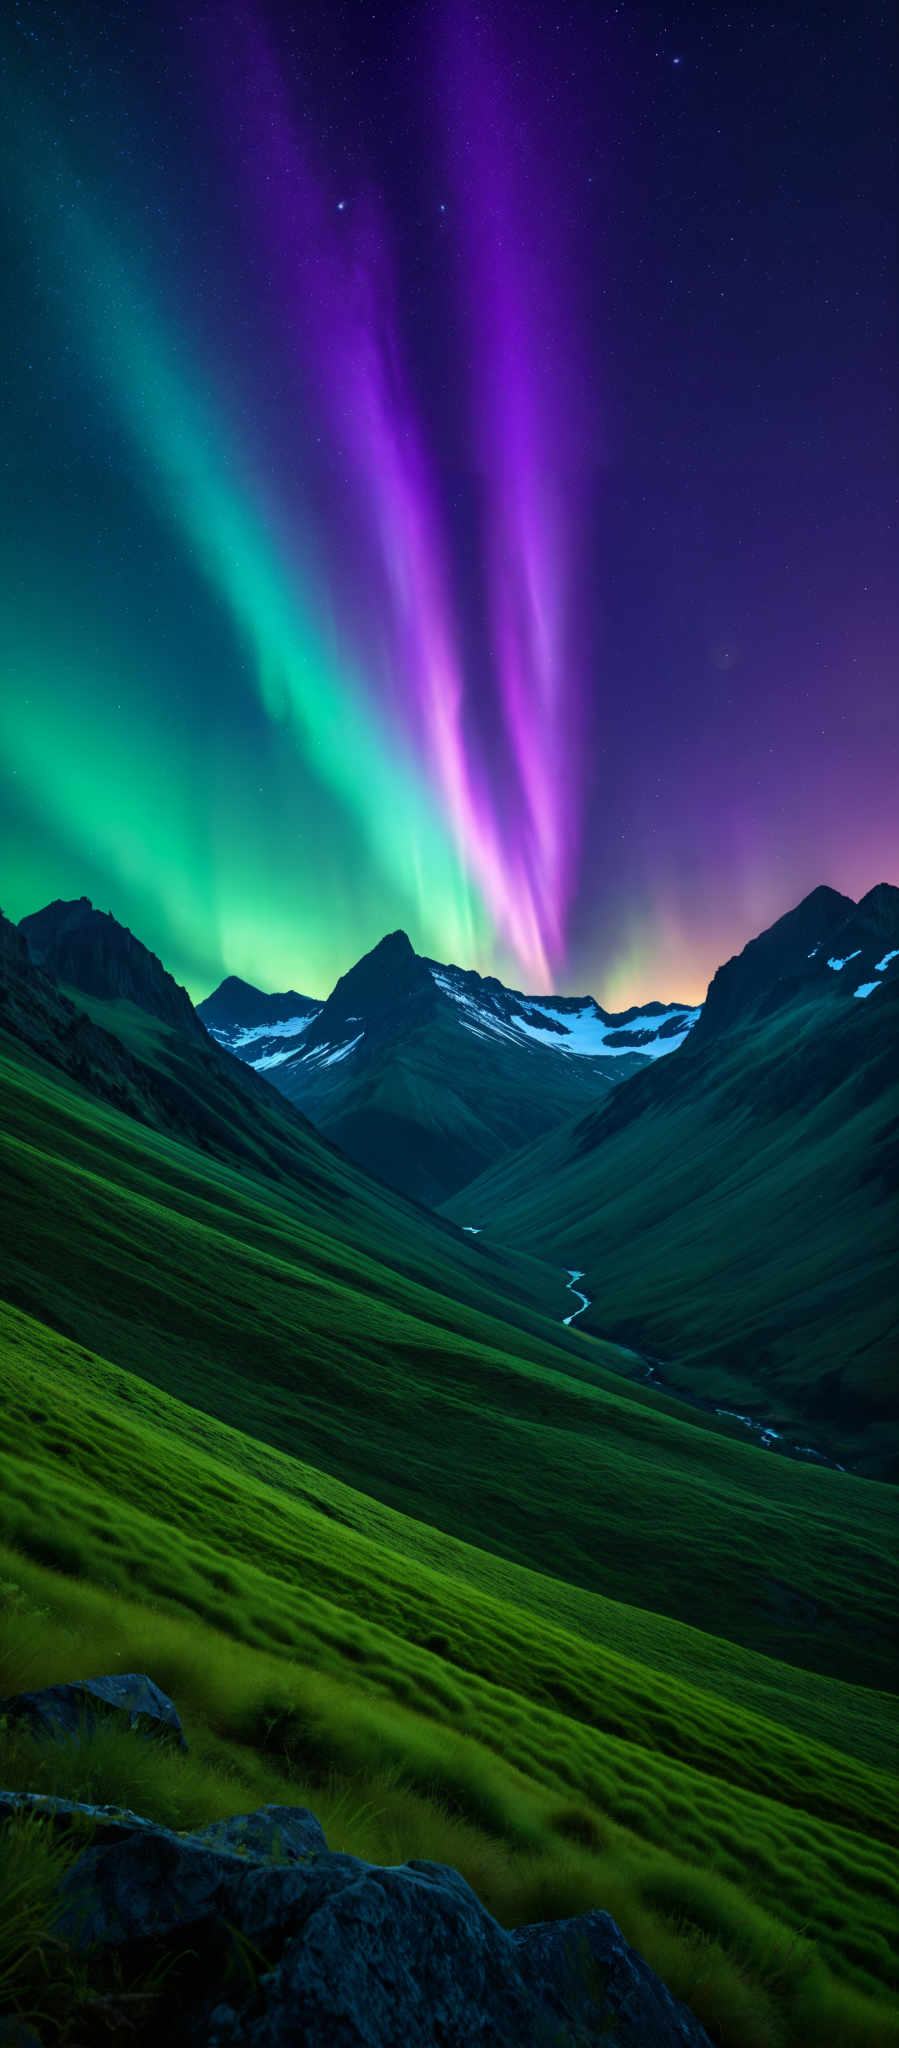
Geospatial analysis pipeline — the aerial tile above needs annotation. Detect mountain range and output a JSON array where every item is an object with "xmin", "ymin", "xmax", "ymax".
[
  {"xmin": 1, "ymin": 879, "xmax": 897, "ymax": 2048},
  {"xmin": 448, "ymin": 882, "xmax": 899, "ymax": 1472},
  {"xmin": 7, "ymin": 878, "xmax": 897, "ymax": 1472},
  {"xmin": 198, "ymin": 930, "xmax": 700, "ymax": 1205}
]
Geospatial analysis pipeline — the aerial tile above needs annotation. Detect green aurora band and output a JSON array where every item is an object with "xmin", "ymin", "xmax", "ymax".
[{"xmin": 1, "ymin": 120, "xmax": 494, "ymax": 997}]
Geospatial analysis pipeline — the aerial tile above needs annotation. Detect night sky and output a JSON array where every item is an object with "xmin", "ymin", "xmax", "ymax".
[{"xmin": 1, "ymin": 2, "xmax": 895, "ymax": 1005}]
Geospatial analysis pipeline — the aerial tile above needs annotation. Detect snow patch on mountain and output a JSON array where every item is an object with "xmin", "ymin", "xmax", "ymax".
[
  {"xmin": 853, "ymin": 982, "xmax": 880, "ymax": 1000},
  {"xmin": 203, "ymin": 953, "xmax": 702, "ymax": 1084},
  {"xmin": 235, "ymin": 1015, "xmax": 317, "ymax": 1048},
  {"xmin": 512, "ymin": 999, "xmax": 700, "ymax": 1060},
  {"xmin": 252, "ymin": 1046, "xmax": 303, "ymax": 1070},
  {"xmin": 302, "ymin": 1032, "xmax": 365, "ymax": 1068},
  {"xmin": 827, "ymin": 951, "xmax": 862, "ymax": 971},
  {"xmin": 430, "ymin": 970, "xmax": 699, "ymax": 1063},
  {"xmin": 206, "ymin": 1013, "xmax": 320, "ymax": 1059},
  {"xmin": 874, "ymin": 949, "xmax": 899, "ymax": 973}
]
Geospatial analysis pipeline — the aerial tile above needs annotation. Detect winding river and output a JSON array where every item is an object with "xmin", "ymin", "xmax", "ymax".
[
  {"xmin": 562, "ymin": 1270, "xmax": 590, "ymax": 1326},
  {"xmin": 462, "ymin": 1225, "xmax": 848, "ymax": 1471}
]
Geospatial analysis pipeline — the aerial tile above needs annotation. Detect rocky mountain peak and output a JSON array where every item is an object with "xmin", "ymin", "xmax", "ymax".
[
  {"xmin": 854, "ymin": 881, "xmax": 899, "ymax": 934},
  {"xmin": 18, "ymin": 897, "xmax": 203, "ymax": 1039},
  {"xmin": 324, "ymin": 929, "xmax": 431, "ymax": 1013},
  {"xmin": 198, "ymin": 973, "xmax": 317, "ymax": 1033},
  {"xmin": 693, "ymin": 885, "xmax": 857, "ymax": 1040}
]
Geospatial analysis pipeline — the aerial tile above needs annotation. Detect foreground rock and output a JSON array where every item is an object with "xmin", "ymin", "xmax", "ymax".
[
  {"xmin": 2, "ymin": 1789, "xmax": 712, "ymax": 2046},
  {"xmin": 0, "ymin": 1674, "xmax": 188, "ymax": 1751}
]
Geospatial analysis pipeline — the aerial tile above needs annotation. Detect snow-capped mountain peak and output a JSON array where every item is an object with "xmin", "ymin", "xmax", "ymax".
[
  {"xmin": 196, "ymin": 933, "xmax": 702, "ymax": 1203},
  {"xmin": 427, "ymin": 964, "xmax": 700, "ymax": 1063}
]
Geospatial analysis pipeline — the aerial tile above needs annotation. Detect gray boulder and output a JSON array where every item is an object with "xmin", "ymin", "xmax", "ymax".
[
  {"xmin": 48, "ymin": 1801, "xmax": 712, "ymax": 2046},
  {"xmin": 196, "ymin": 1805, "xmax": 327, "ymax": 1863},
  {"xmin": 516, "ymin": 1910, "xmax": 712, "ymax": 2045},
  {"xmin": 56, "ymin": 1822, "xmax": 352, "ymax": 1952},
  {"xmin": 0, "ymin": 1787, "xmax": 164, "ymax": 1847},
  {"xmin": 0, "ymin": 1673, "xmax": 187, "ymax": 1751},
  {"xmin": 197, "ymin": 1857, "xmax": 538, "ymax": 2047}
]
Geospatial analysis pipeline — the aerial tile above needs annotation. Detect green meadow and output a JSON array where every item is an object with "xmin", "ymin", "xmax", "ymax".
[{"xmin": 1, "ymin": 1022, "xmax": 897, "ymax": 2046}]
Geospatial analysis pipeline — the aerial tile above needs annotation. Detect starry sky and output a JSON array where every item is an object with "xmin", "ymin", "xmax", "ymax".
[{"xmin": 1, "ymin": 1, "xmax": 895, "ymax": 1005}]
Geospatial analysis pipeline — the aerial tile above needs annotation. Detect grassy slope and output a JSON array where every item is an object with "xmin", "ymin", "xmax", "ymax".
[
  {"xmin": 1, "ymin": 1029, "xmax": 895, "ymax": 1687},
  {"xmin": 2, "ymin": 1303, "xmax": 897, "ymax": 2048},
  {"xmin": 1, "ymin": 1017, "xmax": 897, "ymax": 2043},
  {"xmin": 447, "ymin": 988, "xmax": 899, "ymax": 1471}
]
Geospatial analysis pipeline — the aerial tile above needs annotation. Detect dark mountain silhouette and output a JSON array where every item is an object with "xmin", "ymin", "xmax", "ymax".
[
  {"xmin": 19, "ymin": 897, "xmax": 203, "ymax": 1040},
  {"xmin": 198, "ymin": 974, "xmax": 318, "ymax": 1036},
  {"xmin": 449, "ymin": 884, "xmax": 899, "ymax": 1473},
  {"xmin": 199, "ymin": 934, "xmax": 699, "ymax": 1205}
]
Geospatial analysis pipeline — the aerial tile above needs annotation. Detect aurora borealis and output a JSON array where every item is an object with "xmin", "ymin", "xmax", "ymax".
[{"xmin": 1, "ymin": 2, "xmax": 896, "ymax": 1004}]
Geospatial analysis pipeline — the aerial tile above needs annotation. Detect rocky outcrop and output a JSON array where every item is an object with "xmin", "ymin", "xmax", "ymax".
[
  {"xmin": 0, "ymin": 1674, "xmax": 187, "ymax": 1751},
  {"xmin": 19, "ymin": 897, "xmax": 204, "ymax": 1039},
  {"xmin": 515, "ymin": 1912, "xmax": 712, "ymax": 2046},
  {"xmin": 2, "ymin": 1768, "xmax": 712, "ymax": 2047}
]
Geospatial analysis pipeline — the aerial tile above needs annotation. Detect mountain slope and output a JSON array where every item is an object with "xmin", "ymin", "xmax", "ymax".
[
  {"xmin": 0, "ymin": 906, "xmax": 892, "ymax": 1677},
  {"xmin": 199, "ymin": 932, "xmax": 700, "ymax": 1205},
  {"xmin": 693, "ymin": 881, "xmax": 899, "ymax": 1040},
  {"xmin": 2, "ymin": 898, "xmax": 897, "ymax": 2045},
  {"xmin": 3, "ymin": 1297, "xmax": 897, "ymax": 2048},
  {"xmin": 196, "ymin": 973, "xmax": 320, "ymax": 1058},
  {"xmin": 3, "ymin": 903, "xmax": 354, "ymax": 1186},
  {"xmin": 447, "ymin": 886, "xmax": 899, "ymax": 1473},
  {"xmin": 20, "ymin": 896, "xmax": 205, "ymax": 1040}
]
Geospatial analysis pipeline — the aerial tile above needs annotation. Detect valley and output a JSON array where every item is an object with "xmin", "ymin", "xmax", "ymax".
[
  {"xmin": 1, "ymin": 889, "xmax": 897, "ymax": 2048},
  {"xmin": 448, "ymin": 885, "xmax": 899, "ymax": 1476}
]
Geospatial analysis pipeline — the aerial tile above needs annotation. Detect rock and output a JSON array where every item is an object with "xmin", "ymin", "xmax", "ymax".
[
  {"xmin": 515, "ymin": 1909, "xmax": 713, "ymax": 2046},
  {"xmin": 0, "ymin": 1674, "xmax": 187, "ymax": 1752},
  {"xmin": 56, "ymin": 1834, "xmax": 535, "ymax": 2045},
  {"xmin": 57, "ymin": 1825, "xmax": 262, "ymax": 1950},
  {"xmin": 196, "ymin": 1805, "xmax": 327, "ymax": 1862},
  {"xmin": 0, "ymin": 1788, "xmax": 164, "ymax": 1847},
  {"xmin": 45, "ymin": 1802, "xmax": 712, "ymax": 2046},
  {"xmin": 0, "ymin": 1791, "xmax": 324, "ymax": 1865},
  {"xmin": 0, "ymin": 1785, "xmax": 711, "ymax": 2045},
  {"xmin": 233, "ymin": 1856, "xmax": 538, "ymax": 2048},
  {"xmin": 55, "ymin": 1825, "xmax": 361, "ymax": 1953}
]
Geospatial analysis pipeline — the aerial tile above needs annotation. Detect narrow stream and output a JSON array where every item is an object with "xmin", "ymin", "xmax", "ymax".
[
  {"xmin": 460, "ymin": 1225, "xmax": 849, "ymax": 1469},
  {"xmin": 562, "ymin": 1269, "xmax": 590, "ymax": 1326}
]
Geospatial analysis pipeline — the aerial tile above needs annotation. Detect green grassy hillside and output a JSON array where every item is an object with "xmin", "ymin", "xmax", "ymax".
[
  {"xmin": 1, "ymin": 980, "xmax": 897, "ymax": 2045},
  {"xmin": 1, "ymin": 1028, "xmax": 895, "ymax": 1684},
  {"xmin": 2, "ymin": 1299, "xmax": 897, "ymax": 2048},
  {"xmin": 447, "ymin": 983, "xmax": 899, "ymax": 1474}
]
